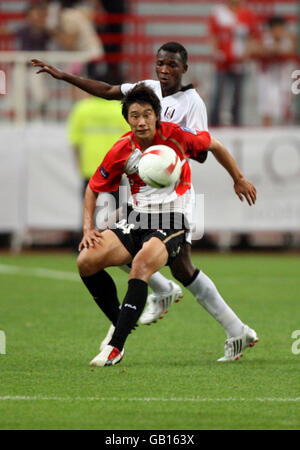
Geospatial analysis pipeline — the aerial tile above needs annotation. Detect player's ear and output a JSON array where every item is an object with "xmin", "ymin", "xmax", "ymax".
[{"xmin": 182, "ymin": 64, "xmax": 188, "ymax": 74}]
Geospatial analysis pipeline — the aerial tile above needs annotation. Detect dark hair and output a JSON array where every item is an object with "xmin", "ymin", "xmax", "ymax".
[
  {"xmin": 267, "ymin": 16, "xmax": 286, "ymax": 28},
  {"xmin": 157, "ymin": 42, "xmax": 188, "ymax": 66},
  {"xmin": 59, "ymin": 0, "xmax": 80, "ymax": 8},
  {"xmin": 121, "ymin": 83, "xmax": 162, "ymax": 128}
]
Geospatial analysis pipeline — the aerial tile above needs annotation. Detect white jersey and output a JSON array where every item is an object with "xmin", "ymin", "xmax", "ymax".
[
  {"xmin": 121, "ymin": 79, "xmax": 209, "ymax": 241},
  {"xmin": 121, "ymin": 80, "xmax": 208, "ymax": 131}
]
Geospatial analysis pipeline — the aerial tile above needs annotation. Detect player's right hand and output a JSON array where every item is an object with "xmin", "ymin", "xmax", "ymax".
[
  {"xmin": 78, "ymin": 229, "xmax": 103, "ymax": 252},
  {"xmin": 31, "ymin": 59, "xmax": 64, "ymax": 79}
]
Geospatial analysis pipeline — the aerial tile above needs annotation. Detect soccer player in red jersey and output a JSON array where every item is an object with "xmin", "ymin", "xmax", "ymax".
[
  {"xmin": 76, "ymin": 84, "xmax": 257, "ymax": 366},
  {"xmin": 32, "ymin": 43, "xmax": 259, "ymax": 362}
]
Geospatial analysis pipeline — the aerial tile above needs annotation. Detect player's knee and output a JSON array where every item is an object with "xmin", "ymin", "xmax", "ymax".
[
  {"xmin": 77, "ymin": 250, "xmax": 105, "ymax": 277},
  {"xmin": 130, "ymin": 253, "xmax": 155, "ymax": 281}
]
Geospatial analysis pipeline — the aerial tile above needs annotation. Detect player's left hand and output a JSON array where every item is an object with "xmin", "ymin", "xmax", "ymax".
[{"xmin": 234, "ymin": 176, "xmax": 257, "ymax": 206}]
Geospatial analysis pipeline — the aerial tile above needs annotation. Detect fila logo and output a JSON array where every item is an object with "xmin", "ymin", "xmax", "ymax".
[
  {"xmin": 124, "ymin": 303, "xmax": 137, "ymax": 310},
  {"xmin": 164, "ymin": 106, "xmax": 175, "ymax": 120}
]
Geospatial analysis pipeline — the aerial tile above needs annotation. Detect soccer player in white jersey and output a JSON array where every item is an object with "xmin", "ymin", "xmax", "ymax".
[{"xmin": 32, "ymin": 42, "xmax": 258, "ymax": 361}]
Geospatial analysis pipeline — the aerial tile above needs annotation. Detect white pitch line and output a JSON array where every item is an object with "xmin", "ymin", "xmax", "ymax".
[
  {"xmin": 0, "ymin": 396, "xmax": 299, "ymax": 402},
  {"xmin": 0, "ymin": 264, "xmax": 80, "ymax": 282},
  {"xmin": 1, "ymin": 264, "xmax": 298, "ymax": 284}
]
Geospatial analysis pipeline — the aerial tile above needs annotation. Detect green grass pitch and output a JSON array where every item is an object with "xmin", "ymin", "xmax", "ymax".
[{"xmin": 0, "ymin": 251, "xmax": 299, "ymax": 430}]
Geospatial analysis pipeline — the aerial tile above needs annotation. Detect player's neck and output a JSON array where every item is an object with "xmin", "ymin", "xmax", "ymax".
[
  {"xmin": 161, "ymin": 84, "xmax": 182, "ymax": 98},
  {"xmin": 136, "ymin": 137, "xmax": 154, "ymax": 151}
]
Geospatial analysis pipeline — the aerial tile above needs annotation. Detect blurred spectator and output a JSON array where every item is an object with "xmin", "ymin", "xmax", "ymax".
[
  {"xmin": 91, "ymin": 0, "xmax": 128, "ymax": 83},
  {"xmin": 255, "ymin": 16, "xmax": 297, "ymax": 126},
  {"xmin": 47, "ymin": 0, "xmax": 104, "ymax": 77},
  {"xmin": 15, "ymin": 2, "xmax": 52, "ymax": 118},
  {"xmin": 209, "ymin": 0, "xmax": 260, "ymax": 126},
  {"xmin": 16, "ymin": 2, "xmax": 51, "ymax": 51}
]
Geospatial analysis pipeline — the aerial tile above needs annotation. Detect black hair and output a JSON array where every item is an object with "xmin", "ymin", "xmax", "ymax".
[
  {"xmin": 267, "ymin": 16, "xmax": 286, "ymax": 28},
  {"xmin": 121, "ymin": 83, "xmax": 162, "ymax": 128},
  {"xmin": 59, "ymin": 0, "xmax": 80, "ymax": 8},
  {"xmin": 157, "ymin": 42, "xmax": 188, "ymax": 66}
]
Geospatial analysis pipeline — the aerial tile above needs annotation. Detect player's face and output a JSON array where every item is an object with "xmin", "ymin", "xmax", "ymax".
[
  {"xmin": 156, "ymin": 50, "xmax": 187, "ymax": 97},
  {"xmin": 127, "ymin": 102, "xmax": 157, "ymax": 146}
]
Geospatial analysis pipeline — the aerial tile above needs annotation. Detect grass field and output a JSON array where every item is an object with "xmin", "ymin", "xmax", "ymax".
[{"xmin": 0, "ymin": 251, "xmax": 299, "ymax": 430}]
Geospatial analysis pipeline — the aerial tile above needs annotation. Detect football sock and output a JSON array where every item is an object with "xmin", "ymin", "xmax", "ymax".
[
  {"xmin": 80, "ymin": 270, "xmax": 120, "ymax": 326},
  {"xmin": 186, "ymin": 270, "xmax": 244, "ymax": 338},
  {"xmin": 120, "ymin": 265, "xmax": 172, "ymax": 294},
  {"xmin": 109, "ymin": 279, "xmax": 148, "ymax": 351}
]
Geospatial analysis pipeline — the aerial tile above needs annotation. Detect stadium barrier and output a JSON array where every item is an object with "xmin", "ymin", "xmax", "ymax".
[
  {"xmin": 1, "ymin": 124, "xmax": 299, "ymax": 250},
  {"xmin": 0, "ymin": 51, "xmax": 103, "ymax": 122}
]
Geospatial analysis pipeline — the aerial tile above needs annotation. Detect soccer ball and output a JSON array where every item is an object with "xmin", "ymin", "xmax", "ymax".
[{"xmin": 138, "ymin": 145, "xmax": 181, "ymax": 188}]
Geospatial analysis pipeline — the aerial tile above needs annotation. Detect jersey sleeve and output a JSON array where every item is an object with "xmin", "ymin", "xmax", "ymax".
[
  {"xmin": 120, "ymin": 80, "xmax": 158, "ymax": 96},
  {"xmin": 180, "ymin": 127, "xmax": 211, "ymax": 158},
  {"xmin": 120, "ymin": 82, "xmax": 136, "ymax": 96},
  {"xmin": 89, "ymin": 141, "xmax": 127, "ymax": 193}
]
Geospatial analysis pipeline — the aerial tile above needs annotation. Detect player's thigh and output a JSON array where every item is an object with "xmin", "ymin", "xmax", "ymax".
[
  {"xmin": 130, "ymin": 237, "xmax": 168, "ymax": 282},
  {"xmin": 78, "ymin": 229, "xmax": 132, "ymax": 275},
  {"xmin": 169, "ymin": 242, "xmax": 196, "ymax": 284}
]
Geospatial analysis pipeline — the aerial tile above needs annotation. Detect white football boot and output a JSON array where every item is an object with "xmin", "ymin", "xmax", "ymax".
[
  {"xmin": 99, "ymin": 324, "xmax": 115, "ymax": 351},
  {"xmin": 89, "ymin": 345, "xmax": 124, "ymax": 367},
  {"xmin": 139, "ymin": 281, "xmax": 183, "ymax": 325},
  {"xmin": 217, "ymin": 325, "xmax": 259, "ymax": 362}
]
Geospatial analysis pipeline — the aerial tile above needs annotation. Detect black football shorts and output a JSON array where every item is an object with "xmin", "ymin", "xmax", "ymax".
[{"xmin": 111, "ymin": 207, "xmax": 187, "ymax": 263}]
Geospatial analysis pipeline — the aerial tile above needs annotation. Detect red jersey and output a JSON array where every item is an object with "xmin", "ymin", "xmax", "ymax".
[{"xmin": 89, "ymin": 122, "xmax": 210, "ymax": 215}]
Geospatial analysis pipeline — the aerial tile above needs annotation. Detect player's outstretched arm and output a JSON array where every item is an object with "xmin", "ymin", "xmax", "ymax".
[
  {"xmin": 208, "ymin": 137, "xmax": 257, "ymax": 206},
  {"xmin": 31, "ymin": 59, "xmax": 123, "ymax": 100}
]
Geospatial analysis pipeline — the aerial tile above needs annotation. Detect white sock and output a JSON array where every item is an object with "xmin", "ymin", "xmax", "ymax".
[
  {"xmin": 187, "ymin": 270, "xmax": 244, "ymax": 338},
  {"xmin": 120, "ymin": 266, "xmax": 172, "ymax": 294}
]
